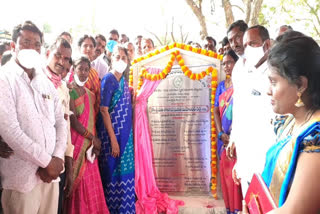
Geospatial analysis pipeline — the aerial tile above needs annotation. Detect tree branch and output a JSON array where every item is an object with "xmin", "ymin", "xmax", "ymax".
[
  {"xmin": 185, "ymin": 0, "xmax": 208, "ymax": 39},
  {"xmin": 179, "ymin": 25, "xmax": 184, "ymax": 43},
  {"xmin": 171, "ymin": 17, "xmax": 176, "ymax": 43},
  {"xmin": 303, "ymin": 0, "xmax": 320, "ymax": 28},
  {"xmin": 231, "ymin": 4, "xmax": 245, "ymax": 13},
  {"xmin": 295, "ymin": 18, "xmax": 313, "ymax": 22},
  {"xmin": 184, "ymin": 33, "xmax": 189, "ymax": 43},
  {"xmin": 222, "ymin": 0, "xmax": 235, "ymax": 27},
  {"xmin": 164, "ymin": 22, "xmax": 168, "ymax": 45},
  {"xmin": 145, "ymin": 28, "xmax": 163, "ymax": 46},
  {"xmin": 245, "ymin": 0, "xmax": 252, "ymax": 24},
  {"xmin": 313, "ymin": 23, "xmax": 320, "ymax": 36},
  {"xmin": 185, "ymin": 0, "xmax": 201, "ymax": 16},
  {"xmin": 250, "ymin": 0, "xmax": 263, "ymax": 25}
]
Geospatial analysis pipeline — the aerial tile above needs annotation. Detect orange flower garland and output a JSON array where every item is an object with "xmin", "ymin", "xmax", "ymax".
[
  {"xmin": 129, "ymin": 42, "xmax": 223, "ymax": 88},
  {"xmin": 210, "ymin": 69, "xmax": 218, "ymax": 199},
  {"xmin": 129, "ymin": 43, "xmax": 220, "ymax": 199},
  {"xmin": 129, "ymin": 67, "xmax": 134, "ymax": 88},
  {"xmin": 131, "ymin": 42, "xmax": 223, "ymax": 67}
]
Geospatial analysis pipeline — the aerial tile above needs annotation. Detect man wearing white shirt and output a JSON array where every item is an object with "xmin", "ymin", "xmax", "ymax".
[
  {"xmin": 227, "ymin": 24, "xmax": 275, "ymax": 195},
  {"xmin": 224, "ymin": 20, "xmax": 247, "ymax": 154},
  {"xmin": 92, "ymin": 34, "xmax": 109, "ymax": 79},
  {"xmin": 0, "ymin": 21, "xmax": 67, "ymax": 214},
  {"xmin": 44, "ymin": 38, "xmax": 74, "ymax": 214}
]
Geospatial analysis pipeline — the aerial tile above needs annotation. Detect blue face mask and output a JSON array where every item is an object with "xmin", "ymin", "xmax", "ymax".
[{"xmin": 107, "ymin": 40, "xmax": 118, "ymax": 53}]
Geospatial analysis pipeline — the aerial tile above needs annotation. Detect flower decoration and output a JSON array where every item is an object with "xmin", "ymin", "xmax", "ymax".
[
  {"xmin": 129, "ymin": 43, "xmax": 221, "ymax": 199},
  {"xmin": 131, "ymin": 42, "xmax": 223, "ymax": 67},
  {"xmin": 210, "ymin": 69, "xmax": 218, "ymax": 199}
]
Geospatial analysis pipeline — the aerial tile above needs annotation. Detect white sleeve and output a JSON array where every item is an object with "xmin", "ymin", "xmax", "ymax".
[
  {"xmin": 0, "ymin": 74, "xmax": 52, "ymax": 168},
  {"xmin": 229, "ymin": 60, "xmax": 244, "ymax": 147}
]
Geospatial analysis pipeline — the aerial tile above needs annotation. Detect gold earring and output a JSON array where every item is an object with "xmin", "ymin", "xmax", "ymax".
[{"xmin": 295, "ymin": 92, "xmax": 305, "ymax": 107}]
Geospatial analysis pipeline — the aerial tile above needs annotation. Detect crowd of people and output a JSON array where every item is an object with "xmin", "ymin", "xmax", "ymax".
[
  {"xmin": 214, "ymin": 21, "xmax": 320, "ymax": 214},
  {"xmin": 0, "ymin": 19, "xmax": 319, "ymax": 214}
]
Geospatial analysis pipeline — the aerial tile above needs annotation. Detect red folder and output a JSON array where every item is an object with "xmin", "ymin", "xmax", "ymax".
[{"xmin": 245, "ymin": 173, "xmax": 277, "ymax": 214}]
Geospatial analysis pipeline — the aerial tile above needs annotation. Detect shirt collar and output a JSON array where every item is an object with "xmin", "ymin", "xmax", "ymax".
[
  {"xmin": 257, "ymin": 61, "xmax": 268, "ymax": 73},
  {"xmin": 8, "ymin": 57, "xmax": 25, "ymax": 77}
]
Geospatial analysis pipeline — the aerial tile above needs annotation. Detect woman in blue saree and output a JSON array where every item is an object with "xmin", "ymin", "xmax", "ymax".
[
  {"xmin": 214, "ymin": 50, "xmax": 242, "ymax": 214},
  {"xmin": 260, "ymin": 31, "xmax": 320, "ymax": 213},
  {"xmin": 97, "ymin": 45, "xmax": 135, "ymax": 214}
]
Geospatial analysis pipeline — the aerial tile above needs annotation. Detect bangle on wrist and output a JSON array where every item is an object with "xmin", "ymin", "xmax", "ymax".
[
  {"xmin": 218, "ymin": 131, "xmax": 224, "ymax": 140},
  {"xmin": 82, "ymin": 130, "xmax": 89, "ymax": 138},
  {"xmin": 82, "ymin": 129, "xmax": 93, "ymax": 140}
]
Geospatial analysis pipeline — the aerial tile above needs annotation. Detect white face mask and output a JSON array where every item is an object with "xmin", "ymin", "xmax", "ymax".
[
  {"xmin": 74, "ymin": 74, "xmax": 88, "ymax": 87},
  {"xmin": 244, "ymin": 44, "xmax": 265, "ymax": 68},
  {"xmin": 16, "ymin": 49, "xmax": 42, "ymax": 69},
  {"xmin": 113, "ymin": 60, "xmax": 127, "ymax": 74}
]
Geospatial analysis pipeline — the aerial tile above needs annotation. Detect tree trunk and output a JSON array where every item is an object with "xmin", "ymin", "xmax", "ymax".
[
  {"xmin": 243, "ymin": 0, "xmax": 252, "ymax": 24},
  {"xmin": 185, "ymin": 0, "xmax": 208, "ymax": 39},
  {"xmin": 222, "ymin": 0, "xmax": 234, "ymax": 27},
  {"xmin": 250, "ymin": 0, "xmax": 263, "ymax": 26}
]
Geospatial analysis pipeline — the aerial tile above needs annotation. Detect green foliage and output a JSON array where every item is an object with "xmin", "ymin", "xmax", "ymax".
[
  {"xmin": 262, "ymin": 0, "xmax": 320, "ymax": 42},
  {"xmin": 43, "ymin": 23, "xmax": 52, "ymax": 34}
]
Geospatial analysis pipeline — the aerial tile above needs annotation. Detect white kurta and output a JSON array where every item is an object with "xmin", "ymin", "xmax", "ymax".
[{"xmin": 230, "ymin": 59, "xmax": 276, "ymax": 194}]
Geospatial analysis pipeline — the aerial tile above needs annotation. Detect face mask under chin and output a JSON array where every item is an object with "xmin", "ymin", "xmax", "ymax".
[{"xmin": 74, "ymin": 74, "xmax": 88, "ymax": 87}]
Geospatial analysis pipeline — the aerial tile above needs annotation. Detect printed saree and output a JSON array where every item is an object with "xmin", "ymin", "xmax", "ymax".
[
  {"xmin": 66, "ymin": 88, "xmax": 109, "ymax": 214},
  {"xmin": 97, "ymin": 73, "xmax": 135, "ymax": 214},
  {"xmin": 216, "ymin": 81, "xmax": 242, "ymax": 214},
  {"xmin": 262, "ymin": 117, "xmax": 320, "ymax": 207}
]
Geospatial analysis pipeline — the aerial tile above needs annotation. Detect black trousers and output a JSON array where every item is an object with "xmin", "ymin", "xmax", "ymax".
[
  {"xmin": 0, "ymin": 189, "xmax": 2, "ymax": 214},
  {"xmin": 57, "ymin": 172, "xmax": 66, "ymax": 214}
]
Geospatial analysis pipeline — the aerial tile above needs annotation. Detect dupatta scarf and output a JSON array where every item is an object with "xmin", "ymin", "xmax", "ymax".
[
  {"xmin": 262, "ymin": 119, "xmax": 320, "ymax": 206},
  {"xmin": 70, "ymin": 88, "xmax": 96, "ymax": 191}
]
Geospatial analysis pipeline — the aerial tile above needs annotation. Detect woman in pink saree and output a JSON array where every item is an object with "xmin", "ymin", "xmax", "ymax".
[
  {"xmin": 214, "ymin": 50, "xmax": 242, "ymax": 214},
  {"xmin": 65, "ymin": 56, "xmax": 109, "ymax": 214}
]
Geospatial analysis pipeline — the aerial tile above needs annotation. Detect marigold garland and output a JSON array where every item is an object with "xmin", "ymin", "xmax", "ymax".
[
  {"xmin": 130, "ymin": 42, "xmax": 223, "ymax": 67},
  {"xmin": 129, "ymin": 43, "xmax": 221, "ymax": 199},
  {"xmin": 210, "ymin": 69, "xmax": 218, "ymax": 199}
]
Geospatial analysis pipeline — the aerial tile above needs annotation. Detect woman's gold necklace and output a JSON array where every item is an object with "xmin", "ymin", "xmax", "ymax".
[
  {"xmin": 225, "ymin": 78, "xmax": 232, "ymax": 89},
  {"xmin": 288, "ymin": 110, "xmax": 315, "ymax": 136}
]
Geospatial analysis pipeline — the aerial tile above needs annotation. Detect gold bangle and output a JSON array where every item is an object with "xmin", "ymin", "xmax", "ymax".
[{"xmin": 82, "ymin": 130, "xmax": 89, "ymax": 138}]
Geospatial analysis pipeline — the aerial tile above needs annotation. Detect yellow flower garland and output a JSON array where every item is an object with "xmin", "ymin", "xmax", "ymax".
[
  {"xmin": 210, "ymin": 71, "xmax": 218, "ymax": 198},
  {"xmin": 129, "ymin": 43, "xmax": 220, "ymax": 199},
  {"xmin": 129, "ymin": 42, "xmax": 223, "ymax": 88}
]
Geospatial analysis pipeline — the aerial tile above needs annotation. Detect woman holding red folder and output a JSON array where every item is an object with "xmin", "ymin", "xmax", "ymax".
[{"xmin": 259, "ymin": 31, "xmax": 320, "ymax": 213}]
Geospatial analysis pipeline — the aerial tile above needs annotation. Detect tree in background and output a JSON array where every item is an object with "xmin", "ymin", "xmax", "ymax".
[
  {"xmin": 260, "ymin": 0, "xmax": 319, "ymax": 42},
  {"xmin": 185, "ymin": 0, "xmax": 319, "ymax": 42},
  {"xmin": 184, "ymin": 0, "xmax": 208, "ymax": 39},
  {"xmin": 185, "ymin": 0, "xmax": 264, "ymax": 39},
  {"xmin": 145, "ymin": 17, "xmax": 189, "ymax": 46},
  {"xmin": 221, "ymin": 0, "xmax": 264, "ymax": 26}
]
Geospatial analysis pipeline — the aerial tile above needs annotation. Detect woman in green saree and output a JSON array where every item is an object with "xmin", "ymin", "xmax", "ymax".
[{"xmin": 66, "ymin": 56, "xmax": 109, "ymax": 214}]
